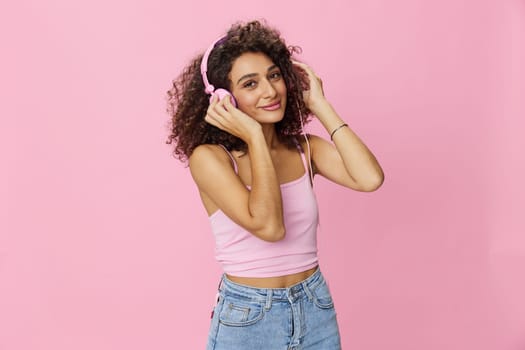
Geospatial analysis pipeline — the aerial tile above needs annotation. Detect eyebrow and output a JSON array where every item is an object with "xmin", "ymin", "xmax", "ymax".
[{"xmin": 236, "ymin": 64, "xmax": 279, "ymax": 85}]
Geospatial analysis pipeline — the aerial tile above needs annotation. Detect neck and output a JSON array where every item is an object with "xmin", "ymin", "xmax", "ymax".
[{"xmin": 260, "ymin": 123, "xmax": 279, "ymax": 149}]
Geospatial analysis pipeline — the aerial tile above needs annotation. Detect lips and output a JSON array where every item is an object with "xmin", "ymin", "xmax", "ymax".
[{"xmin": 260, "ymin": 101, "xmax": 281, "ymax": 111}]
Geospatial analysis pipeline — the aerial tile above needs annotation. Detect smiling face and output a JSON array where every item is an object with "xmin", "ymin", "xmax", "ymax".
[{"xmin": 228, "ymin": 52, "xmax": 287, "ymax": 124}]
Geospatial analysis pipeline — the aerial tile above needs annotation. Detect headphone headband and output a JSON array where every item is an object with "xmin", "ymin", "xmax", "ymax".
[
  {"xmin": 200, "ymin": 35, "xmax": 237, "ymax": 107},
  {"xmin": 200, "ymin": 35, "xmax": 228, "ymax": 95}
]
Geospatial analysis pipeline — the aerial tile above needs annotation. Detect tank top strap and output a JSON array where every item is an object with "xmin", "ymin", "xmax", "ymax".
[
  {"xmin": 218, "ymin": 144, "xmax": 238, "ymax": 174},
  {"xmin": 294, "ymin": 137, "xmax": 309, "ymax": 173}
]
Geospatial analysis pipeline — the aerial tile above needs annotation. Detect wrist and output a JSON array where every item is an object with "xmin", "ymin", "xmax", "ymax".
[
  {"xmin": 245, "ymin": 128, "xmax": 265, "ymax": 148},
  {"xmin": 309, "ymin": 98, "xmax": 331, "ymax": 116},
  {"xmin": 330, "ymin": 123, "xmax": 349, "ymax": 140}
]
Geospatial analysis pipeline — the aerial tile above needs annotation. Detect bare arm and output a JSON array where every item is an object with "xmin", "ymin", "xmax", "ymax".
[
  {"xmin": 294, "ymin": 61, "xmax": 384, "ymax": 192},
  {"xmin": 189, "ymin": 96, "xmax": 285, "ymax": 241}
]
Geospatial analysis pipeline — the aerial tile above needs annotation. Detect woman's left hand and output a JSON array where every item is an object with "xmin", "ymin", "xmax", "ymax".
[{"xmin": 292, "ymin": 60, "xmax": 327, "ymax": 113}]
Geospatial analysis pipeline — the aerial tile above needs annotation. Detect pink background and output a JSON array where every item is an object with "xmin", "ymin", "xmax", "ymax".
[{"xmin": 2, "ymin": 0, "xmax": 524, "ymax": 349}]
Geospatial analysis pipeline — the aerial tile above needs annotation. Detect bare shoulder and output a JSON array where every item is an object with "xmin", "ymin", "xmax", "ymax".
[
  {"xmin": 303, "ymin": 133, "xmax": 327, "ymax": 145},
  {"xmin": 297, "ymin": 133, "xmax": 329, "ymax": 174},
  {"xmin": 190, "ymin": 143, "xmax": 226, "ymax": 157},
  {"xmin": 188, "ymin": 144, "xmax": 236, "ymax": 186},
  {"xmin": 188, "ymin": 144, "xmax": 253, "ymax": 221}
]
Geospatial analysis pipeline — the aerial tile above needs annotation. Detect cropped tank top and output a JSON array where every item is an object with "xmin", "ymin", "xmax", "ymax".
[{"xmin": 208, "ymin": 141, "xmax": 319, "ymax": 278}]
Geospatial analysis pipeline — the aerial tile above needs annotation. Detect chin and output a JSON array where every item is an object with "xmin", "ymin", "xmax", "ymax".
[{"xmin": 256, "ymin": 110, "xmax": 285, "ymax": 124}]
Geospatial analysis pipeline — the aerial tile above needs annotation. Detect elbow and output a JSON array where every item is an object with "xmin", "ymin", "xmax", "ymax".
[
  {"xmin": 360, "ymin": 174, "xmax": 385, "ymax": 192},
  {"xmin": 255, "ymin": 223, "xmax": 286, "ymax": 242}
]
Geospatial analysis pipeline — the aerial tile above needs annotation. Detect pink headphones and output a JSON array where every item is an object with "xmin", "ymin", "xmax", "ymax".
[
  {"xmin": 201, "ymin": 33, "xmax": 314, "ymax": 186},
  {"xmin": 200, "ymin": 35, "xmax": 238, "ymax": 107}
]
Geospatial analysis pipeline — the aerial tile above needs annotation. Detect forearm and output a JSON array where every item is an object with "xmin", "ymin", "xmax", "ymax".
[
  {"xmin": 245, "ymin": 133, "xmax": 284, "ymax": 237},
  {"xmin": 312, "ymin": 100, "xmax": 384, "ymax": 188}
]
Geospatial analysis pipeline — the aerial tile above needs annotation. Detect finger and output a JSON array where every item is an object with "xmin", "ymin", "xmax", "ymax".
[
  {"xmin": 205, "ymin": 112, "xmax": 227, "ymax": 130},
  {"xmin": 292, "ymin": 60, "xmax": 313, "ymax": 73},
  {"xmin": 215, "ymin": 95, "xmax": 236, "ymax": 118},
  {"xmin": 207, "ymin": 98, "xmax": 226, "ymax": 121},
  {"xmin": 210, "ymin": 94, "xmax": 219, "ymax": 106},
  {"xmin": 204, "ymin": 114, "xmax": 217, "ymax": 127},
  {"xmin": 222, "ymin": 94, "xmax": 235, "ymax": 112},
  {"xmin": 292, "ymin": 59, "xmax": 307, "ymax": 67},
  {"xmin": 207, "ymin": 95, "xmax": 218, "ymax": 113},
  {"xmin": 213, "ymin": 97, "xmax": 231, "ymax": 118},
  {"xmin": 297, "ymin": 63, "xmax": 322, "ymax": 87},
  {"xmin": 204, "ymin": 108, "xmax": 219, "ymax": 123}
]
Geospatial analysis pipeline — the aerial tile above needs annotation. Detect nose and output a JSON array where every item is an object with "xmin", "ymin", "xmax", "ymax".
[{"xmin": 261, "ymin": 78, "xmax": 277, "ymax": 99}]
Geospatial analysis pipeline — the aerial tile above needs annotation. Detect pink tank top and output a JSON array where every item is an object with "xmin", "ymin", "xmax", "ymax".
[{"xmin": 208, "ymin": 141, "xmax": 319, "ymax": 278}]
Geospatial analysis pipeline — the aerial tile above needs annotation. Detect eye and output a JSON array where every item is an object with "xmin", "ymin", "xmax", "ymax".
[
  {"xmin": 242, "ymin": 80, "xmax": 257, "ymax": 89},
  {"xmin": 269, "ymin": 71, "xmax": 282, "ymax": 80}
]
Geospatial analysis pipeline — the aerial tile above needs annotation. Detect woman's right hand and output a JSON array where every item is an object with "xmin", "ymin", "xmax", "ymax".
[{"xmin": 204, "ymin": 94, "xmax": 261, "ymax": 142}]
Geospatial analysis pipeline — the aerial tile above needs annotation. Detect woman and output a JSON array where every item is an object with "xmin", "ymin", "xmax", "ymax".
[{"xmin": 166, "ymin": 20, "xmax": 384, "ymax": 349}]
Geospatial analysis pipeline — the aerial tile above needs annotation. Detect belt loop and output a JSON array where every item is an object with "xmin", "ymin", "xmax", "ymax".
[
  {"xmin": 302, "ymin": 281, "xmax": 314, "ymax": 301},
  {"xmin": 265, "ymin": 289, "xmax": 273, "ymax": 311},
  {"xmin": 218, "ymin": 275, "xmax": 224, "ymax": 292}
]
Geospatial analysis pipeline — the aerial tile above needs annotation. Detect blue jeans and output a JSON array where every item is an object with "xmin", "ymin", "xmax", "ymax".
[{"xmin": 206, "ymin": 268, "xmax": 341, "ymax": 349}]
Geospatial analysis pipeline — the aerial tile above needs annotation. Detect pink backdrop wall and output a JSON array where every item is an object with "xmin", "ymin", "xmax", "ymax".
[{"xmin": 2, "ymin": 0, "xmax": 524, "ymax": 349}]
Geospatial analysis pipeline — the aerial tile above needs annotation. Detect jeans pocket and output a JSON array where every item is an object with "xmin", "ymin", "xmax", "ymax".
[
  {"xmin": 311, "ymin": 280, "xmax": 335, "ymax": 309},
  {"xmin": 218, "ymin": 297, "xmax": 265, "ymax": 327}
]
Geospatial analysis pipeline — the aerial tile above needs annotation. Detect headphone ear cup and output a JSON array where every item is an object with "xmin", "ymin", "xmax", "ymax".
[{"xmin": 211, "ymin": 88, "xmax": 237, "ymax": 107}]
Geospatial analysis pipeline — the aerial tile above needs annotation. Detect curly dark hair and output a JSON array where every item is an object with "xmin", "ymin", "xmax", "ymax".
[{"xmin": 166, "ymin": 20, "xmax": 311, "ymax": 162}]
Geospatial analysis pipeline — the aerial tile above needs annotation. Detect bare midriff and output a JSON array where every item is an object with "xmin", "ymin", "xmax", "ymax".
[{"xmin": 225, "ymin": 266, "xmax": 318, "ymax": 288}]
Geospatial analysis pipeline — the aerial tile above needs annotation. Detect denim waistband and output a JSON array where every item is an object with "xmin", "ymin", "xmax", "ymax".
[{"xmin": 218, "ymin": 267, "xmax": 324, "ymax": 304}]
